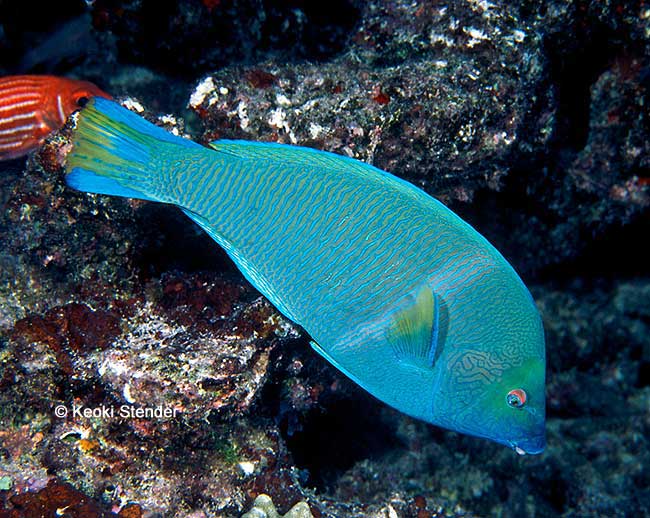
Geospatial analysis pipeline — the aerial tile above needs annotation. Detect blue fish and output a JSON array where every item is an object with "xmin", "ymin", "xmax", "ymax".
[{"xmin": 66, "ymin": 98, "xmax": 546, "ymax": 454}]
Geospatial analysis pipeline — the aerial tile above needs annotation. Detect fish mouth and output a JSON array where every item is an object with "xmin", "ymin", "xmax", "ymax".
[{"xmin": 510, "ymin": 433, "xmax": 546, "ymax": 455}]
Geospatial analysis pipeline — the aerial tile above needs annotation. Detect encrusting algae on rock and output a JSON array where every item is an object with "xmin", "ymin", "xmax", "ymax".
[{"xmin": 0, "ymin": 271, "xmax": 307, "ymax": 515}]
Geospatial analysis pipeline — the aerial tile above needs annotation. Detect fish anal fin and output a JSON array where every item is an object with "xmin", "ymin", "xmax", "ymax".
[
  {"xmin": 386, "ymin": 285, "xmax": 441, "ymax": 369},
  {"xmin": 180, "ymin": 207, "xmax": 299, "ymax": 324},
  {"xmin": 310, "ymin": 340, "xmax": 367, "ymax": 389}
]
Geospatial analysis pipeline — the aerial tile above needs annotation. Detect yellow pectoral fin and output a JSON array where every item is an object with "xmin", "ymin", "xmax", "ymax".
[{"xmin": 386, "ymin": 285, "xmax": 443, "ymax": 369}]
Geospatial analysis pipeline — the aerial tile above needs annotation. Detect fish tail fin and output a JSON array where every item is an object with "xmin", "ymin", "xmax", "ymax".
[{"xmin": 65, "ymin": 97, "xmax": 202, "ymax": 202}]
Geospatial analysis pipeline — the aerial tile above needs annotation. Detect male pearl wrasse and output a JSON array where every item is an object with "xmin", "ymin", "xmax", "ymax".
[
  {"xmin": 65, "ymin": 98, "xmax": 546, "ymax": 454},
  {"xmin": 0, "ymin": 75, "xmax": 111, "ymax": 160}
]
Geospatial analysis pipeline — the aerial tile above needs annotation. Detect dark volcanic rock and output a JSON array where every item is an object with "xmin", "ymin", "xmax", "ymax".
[{"xmin": 189, "ymin": 1, "xmax": 550, "ymax": 200}]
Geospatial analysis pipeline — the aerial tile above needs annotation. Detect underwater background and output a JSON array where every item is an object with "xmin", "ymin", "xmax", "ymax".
[{"xmin": 1, "ymin": 0, "xmax": 649, "ymax": 516}]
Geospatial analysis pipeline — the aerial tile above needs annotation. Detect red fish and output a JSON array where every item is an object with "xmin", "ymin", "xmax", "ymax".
[{"xmin": 0, "ymin": 75, "xmax": 111, "ymax": 160}]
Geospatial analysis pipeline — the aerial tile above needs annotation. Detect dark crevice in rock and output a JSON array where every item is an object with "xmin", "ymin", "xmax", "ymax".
[
  {"xmin": 546, "ymin": 25, "xmax": 616, "ymax": 152},
  {"xmin": 0, "ymin": 3, "xmax": 88, "ymax": 72},
  {"xmin": 132, "ymin": 204, "xmax": 236, "ymax": 279},
  {"xmin": 536, "ymin": 211, "xmax": 650, "ymax": 284},
  {"xmin": 637, "ymin": 362, "xmax": 650, "ymax": 388},
  {"xmin": 100, "ymin": 0, "xmax": 362, "ymax": 78},
  {"xmin": 281, "ymin": 396, "xmax": 401, "ymax": 494},
  {"xmin": 2, "ymin": 0, "xmax": 362, "ymax": 80}
]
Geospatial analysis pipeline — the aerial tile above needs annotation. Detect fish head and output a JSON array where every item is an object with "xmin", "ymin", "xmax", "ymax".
[
  {"xmin": 44, "ymin": 76, "xmax": 112, "ymax": 125},
  {"xmin": 64, "ymin": 80, "xmax": 112, "ymax": 113},
  {"xmin": 378, "ymin": 277, "xmax": 545, "ymax": 453},
  {"xmin": 463, "ymin": 355, "xmax": 546, "ymax": 455},
  {"xmin": 428, "ymin": 290, "xmax": 546, "ymax": 454}
]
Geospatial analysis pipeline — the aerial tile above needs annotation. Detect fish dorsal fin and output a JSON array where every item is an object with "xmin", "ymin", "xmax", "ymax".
[
  {"xmin": 208, "ymin": 140, "xmax": 436, "ymax": 201},
  {"xmin": 209, "ymin": 139, "xmax": 336, "ymax": 164},
  {"xmin": 208, "ymin": 139, "xmax": 383, "ymax": 174},
  {"xmin": 386, "ymin": 285, "xmax": 442, "ymax": 369}
]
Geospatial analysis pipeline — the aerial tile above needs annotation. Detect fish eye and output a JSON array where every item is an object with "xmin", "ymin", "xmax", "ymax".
[
  {"xmin": 506, "ymin": 388, "xmax": 527, "ymax": 409},
  {"xmin": 76, "ymin": 95, "xmax": 89, "ymax": 107}
]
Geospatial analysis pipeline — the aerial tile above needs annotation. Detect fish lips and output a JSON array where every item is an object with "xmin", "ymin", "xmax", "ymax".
[{"xmin": 510, "ymin": 432, "xmax": 546, "ymax": 455}]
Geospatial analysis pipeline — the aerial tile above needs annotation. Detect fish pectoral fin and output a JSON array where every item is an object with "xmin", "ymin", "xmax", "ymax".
[{"xmin": 386, "ymin": 285, "xmax": 442, "ymax": 369}]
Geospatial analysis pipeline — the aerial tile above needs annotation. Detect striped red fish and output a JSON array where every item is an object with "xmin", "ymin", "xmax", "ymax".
[{"xmin": 0, "ymin": 75, "xmax": 111, "ymax": 160}]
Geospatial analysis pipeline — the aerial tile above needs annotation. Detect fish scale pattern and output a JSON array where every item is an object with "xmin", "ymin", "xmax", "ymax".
[{"xmin": 65, "ymin": 98, "xmax": 546, "ymax": 453}]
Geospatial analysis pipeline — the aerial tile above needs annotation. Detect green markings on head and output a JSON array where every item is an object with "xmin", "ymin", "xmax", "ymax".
[
  {"xmin": 481, "ymin": 356, "xmax": 545, "ymax": 439},
  {"xmin": 480, "ymin": 357, "xmax": 544, "ymax": 411},
  {"xmin": 436, "ymin": 350, "xmax": 546, "ymax": 452}
]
